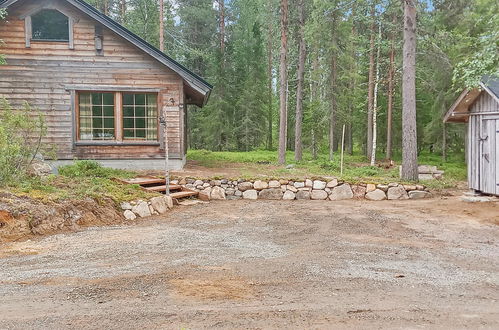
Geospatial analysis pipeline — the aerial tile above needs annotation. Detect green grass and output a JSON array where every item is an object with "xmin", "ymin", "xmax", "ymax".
[
  {"xmin": 187, "ymin": 149, "xmax": 467, "ymax": 188},
  {"xmin": 4, "ymin": 160, "xmax": 154, "ymax": 204}
]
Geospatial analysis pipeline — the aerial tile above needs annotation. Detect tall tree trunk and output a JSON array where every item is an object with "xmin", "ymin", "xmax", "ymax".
[
  {"xmin": 442, "ymin": 122, "xmax": 447, "ymax": 162},
  {"xmin": 159, "ymin": 0, "xmax": 164, "ymax": 52},
  {"xmin": 121, "ymin": 0, "xmax": 127, "ymax": 24},
  {"xmin": 278, "ymin": 0, "xmax": 289, "ymax": 165},
  {"xmin": 370, "ymin": 23, "xmax": 382, "ymax": 166},
  {"xmin": 218, "ymin": 0, "xmax": 225, "ymax": 58},
  {"xmin": 366, "ymin": 3, "xmax": 376, "ymax": 158},
  {"xmin": 386, "ymin": 11, "xmax": 396, "ymax": 160},
  {"xmin": 329, "ymin": 55, "xmax": 337, "ymax": 161},
  {"xmin": 401, "ymin": 0, "xmax": 418, "ymax": 181},
  {"xmin": 294, "ymin": 0, "xmax": 306, "ymax": 162},
  {"xmin": 311, "ymin": 48, "xmax": 319, "ymax": 160},
  {"xmin": 347, "ymin": 5, "xmax": 357, "ymax": 156},
  {"xmin": 267, "ymin": 0, "xmax": 273, "ymax": 150}
]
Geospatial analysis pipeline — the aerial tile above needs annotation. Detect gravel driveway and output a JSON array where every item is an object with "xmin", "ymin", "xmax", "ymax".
[{"xmin": 1, "ymin": 198, "xmax": 498, "ymax": 329}]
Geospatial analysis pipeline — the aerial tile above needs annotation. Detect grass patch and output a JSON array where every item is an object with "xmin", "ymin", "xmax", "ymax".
[{"xmin": 3, "ymin": 160, "xmax": 154, "ymax": 204}]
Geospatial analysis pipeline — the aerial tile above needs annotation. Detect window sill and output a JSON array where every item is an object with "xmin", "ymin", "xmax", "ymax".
[{"xmin": 75, "ymin": 141, "xmax": 160, "ymax": 147}]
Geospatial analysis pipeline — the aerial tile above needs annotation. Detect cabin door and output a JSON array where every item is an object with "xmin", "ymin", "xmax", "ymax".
[{"xmin": 479, "ymin": 118, "xmax": 499, "ymax": 195}]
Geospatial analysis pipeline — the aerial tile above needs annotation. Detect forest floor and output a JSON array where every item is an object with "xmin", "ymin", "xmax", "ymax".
[{"xmin": 1, "ymin": 196, "xmax": 498, "ymax": 329}]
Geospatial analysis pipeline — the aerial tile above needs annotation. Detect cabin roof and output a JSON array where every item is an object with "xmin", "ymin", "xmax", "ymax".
[
  {"xmin": 444, "ymin": 76, "xmax": 499, "ymax": 123},
  {"xmin": 0, "ymin": 0, "xmax": 212, "ymax": 107}
]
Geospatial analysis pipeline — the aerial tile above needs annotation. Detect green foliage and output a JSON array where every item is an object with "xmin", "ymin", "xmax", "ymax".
[
  {"xmin": 0, "ymin": 99, "xmax": 48, "ymax": 186},
  {"xmin": 0, "ymin": 8, "xmax": 6, "ymax": 65},
  {"xmin": 59, "ymin": 160, "xmax": 135, "ymax": 179}
]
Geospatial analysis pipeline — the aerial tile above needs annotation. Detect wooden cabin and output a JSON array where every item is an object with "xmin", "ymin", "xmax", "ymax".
[
  {"xmin": 444, "ymin": 76, "xmax": 499, "ymax": 196},
  {"xmin": 0, "ymin": 0, "xmax": 212, "ymax": 170}
]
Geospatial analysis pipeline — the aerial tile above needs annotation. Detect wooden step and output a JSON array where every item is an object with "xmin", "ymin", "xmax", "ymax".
[
  {"xmin": 121, "ymin": 177, "xmax": 166, "ymax": 185},
  {"xmin": 169, "ymin": 191, "xmax": 198, "ymax": 199},
  {"xmin": 144, "ymin": 184, "xmax": 182, "ymax": 192}
]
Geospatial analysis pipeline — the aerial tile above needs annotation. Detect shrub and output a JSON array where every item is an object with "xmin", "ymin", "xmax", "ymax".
[
  {"xmin": 59, "ymin": 160, "xmax": 135, "ymax": 179},
  {"xmin": 0, "ymin": 99, "xmax": 48, "ymax": 186}
]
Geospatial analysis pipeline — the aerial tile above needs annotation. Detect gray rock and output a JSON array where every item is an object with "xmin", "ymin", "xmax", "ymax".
[
  {"xmin": 305, "ymin": 179, "xmax": 313, "ymax": 187},
  {"xmin": 279, "ymin": 179, "xmax": 289, "ymax": 185},
  {"xmin": 29, "ymin": 160, "xmax": 53, "ymax": 177},
  {"xmin": 366, "ymin": 184, "xmax": 376, "ymax": 192},
  {"xmin": 150, "ymin": 196, "xmax": 168, "ymax": 214},
  {"xmin": 286, "ymin": 164, "xmax": 295, "ymax": 169},
  {"xmin": 202, "ymin": 182, "xmax": 210, "ymax": 188},
  {"xmin": 419, "ymin": 173, "xmax": 435, "ymax": 181},
  {"xmin": 377, "ymin": 184, "xmax": 389, "ymax": 192},
  {"xmin": 409, "ymin": 190, "xmax": 432, "ymax": 199},
  {"xmin": 283, "ymin": 190, "xmax": 296, "ymax": 200},
  {"xmin": 253, "ymin": 180, "xmax": 269, "ymax": 191},
  {"xmin": 120, "ymin": 202, "xmax": 132, "ymax": 210},
  {"xmin": 238, "ymin": 182, "xmax": 253, "ymax": 192},
  {"xmin": 388, "ymin": 182, "xmax": 399, "ymax": 187},
  {"xmin": 243, "ymin": 189, "xmax": 258, "ymax": 200},
  {"xmin": 225, "ymin": 188, "xmax": 236, "ymax": 196},
  {"xmin": 351, "ymin": 185, "xmax": 367, "ymax": 199},
  {"xmin": 280, "ymin": 185, "xmax": 287, "ymax": 192},
  {"xmin": 268, "ymin": 180, "xmax": 281, "ymax": 188},
  {"xmin": 313, "ymin": 180, "xmax": 326, "ymax": 190},
  {"xmin": 294, "ymin": 181, "xmax": 305, "ymax": 188},
  {"xmin": 194, "ymin": 179, "xmax": 204, "ymax": 186},
  {"xmin": 418, "ymin": 165, "xmax": 438, "ymax": 173},
  {"xmin": 210, "ymin": 186, "xmax": 226, "ymax": 200},
  {"xmin": 461, "ymin": 196, "xmax": 494, "ymax": 203},
  {"xmin": 296, "ymin": 190, "xmax": 311, "ymax": 200},
  {"xmin": 365, "ymin": 189, "xmax": 387, "ymax": 201},
  {"xmin": 259, "ymin": 188, "xmax": 283, "ymax": 200},
  {"xmin": 387, "ymin": 186, "xmax": 409, "ymax": 200},
  {"xmin": 287, "ymin": 185, "xmax": 298, "ymax": 193},
  {"xmin": 311, "ymin": 190, "xmax": 328, "ymax": 200},
  {"xmin": 329, "ymin": 184, "xmax": 354, "ymax": 201},
  {"xmin": 403, "ymin": 184, "xmax": 417, "ymax": 191},
  {"xmin": 123, "ymin": 210, "xmax": 136, "ymax": 221},
  {"xmin": 132, "ymin": 201, "xmax": 152, "ymax": 218},
  {"xmin": 234, "ymin": 190, "xmax": 243, "ymax": 197},
  {"xmin": 326, "ymin": 179, "xmax": 338, "ymax": 188}
]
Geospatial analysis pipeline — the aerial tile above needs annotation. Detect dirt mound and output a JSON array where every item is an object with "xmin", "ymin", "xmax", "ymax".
[{"xmin": 0, "ymin": 193, "xmax": 123, "ymax": 242}]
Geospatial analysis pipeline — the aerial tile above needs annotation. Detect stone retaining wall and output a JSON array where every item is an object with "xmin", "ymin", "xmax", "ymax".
[{"xmin": 173, "ymin": 178, "xmax": 432, "ymax": 201}]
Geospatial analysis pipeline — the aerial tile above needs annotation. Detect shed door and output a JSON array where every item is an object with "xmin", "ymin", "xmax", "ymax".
[{"xmin": 480, "ymin": 118, "xmax": 498, "ymax": 195}]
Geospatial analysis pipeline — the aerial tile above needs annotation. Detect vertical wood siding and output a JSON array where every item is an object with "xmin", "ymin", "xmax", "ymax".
[
  {"xmin": 0, "ymin": 0, "xmax": 184, "ymax": 160},
  {"xmin": 468, "ymin": 91, "xmax": 499, "ymax": 195}
]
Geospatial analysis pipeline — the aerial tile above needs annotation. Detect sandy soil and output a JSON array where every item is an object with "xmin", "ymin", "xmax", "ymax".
[{"xmin": 0, "ymin": 197, "xmax": 498, "ymax": 329}]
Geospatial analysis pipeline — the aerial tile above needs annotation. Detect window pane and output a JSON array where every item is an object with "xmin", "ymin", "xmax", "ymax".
[
  {"xmin": 146, "ymin": 94, "xmax": 157, "ymax": 105},
  {"xmin": 103, "ymin": 129, "xmax": 115, "ymax": 139},
  {"xmin": 92, "ymin": 93, "xmax": 102, "ymax": 105},
  {"xmin": 135, "ymin": 106, "xmax": 145, "ymax": 117},
  {"xmin": 92, "ymin": 118, "xmax": 102, "ymax": 128},
  {"xmin": 103, "ymin": 93, "xmax": 114, "ymax": 105},
  {"xmin": 31, "ymin": 9, "xmax": 69, "ymax": 41},
  {"xmin": 124, "ymin": 129, "xmax": 134, "ymax": 138},
  {"xmin": 135, "ymin": 94, "xmax": 145, "ymax": 105},
  {"xmin": 136, "ymin": 118, "xmax": 145, "ymax": 129},
  {"xmin": 103, "ymin": 106, "xmax": 114, "ymax": 117},
  {"xmin": 123, "ymin": 118, "xmax": 134, "ymax": 129},
  {"xmin": 123, "ymin": 94, "xmax": 133, "ymax": 105},
  {"xmin": 123, "ymin": 106, "xmax": 134, "ymax": 117},
  {"xmin": 104, "ymin": 118, "xmax": 114, "ymax": 128},
  {"xmin": 136, "ymin": 130, "xmax": 146, "ymax": 138}
]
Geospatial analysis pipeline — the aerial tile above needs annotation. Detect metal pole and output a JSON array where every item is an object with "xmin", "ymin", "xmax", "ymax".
[
  {"xmin": 162, "ymin": 106, "xmax": 170, "ymax": 196},
  {"xmin": 340, "ymin": 124, "xmax": 346, "ymax": 176}
]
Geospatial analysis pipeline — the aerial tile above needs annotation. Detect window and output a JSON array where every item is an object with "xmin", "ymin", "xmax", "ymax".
[
  {"xmin": 123, "ymin": 93, "xmax": 158, "ymax": 141},
  {"xmin": 77, "ymin": 91, "xmax": 159, "ymax": 143},
  {"xmin": 78, "ymin": 92, "xmax": 115, "ymax": 141},
  {"xmin": 31, "ymin": 9, "xmax": 69, "ymax": 41}
]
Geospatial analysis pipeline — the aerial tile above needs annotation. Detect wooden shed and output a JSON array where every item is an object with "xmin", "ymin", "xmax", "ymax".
[
  {"xmin": 444, "ymin": 76, "xmax": 499, "ymax": 196},
  {"xmin": 0, "ymin": 0, "xmax": 212, "ymax": 170}
]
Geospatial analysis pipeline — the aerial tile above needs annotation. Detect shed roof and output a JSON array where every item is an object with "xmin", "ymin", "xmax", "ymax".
[
  {"xmin": 0, "ymin": 0, "xmax": 212, "ymax": 107},
  {"xmin": 444, "ymin": 76, "xmax": 499, "ymax": 123}
]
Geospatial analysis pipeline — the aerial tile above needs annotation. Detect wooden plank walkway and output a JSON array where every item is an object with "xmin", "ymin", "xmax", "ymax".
[{"xmin": 116, "ymin": 176, "xmax": 200, "ymax": 201}]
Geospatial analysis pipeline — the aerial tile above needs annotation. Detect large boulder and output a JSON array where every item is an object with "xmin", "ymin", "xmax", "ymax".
[
  {"xmin": 163, "ymin": 195, "xmax": 174, "ymax": 209},
  {"xmin": 329, "ymin": 184, "xmax": 354, "ymax": 201},
  {"xmin": 259, "ymin": 188, "xmax": 283, "ymax": 200},
  {"xmin": 387, "ymin": 186, "xmax": 409, "ymax": 200},
  {"xmin": 150, "ymin": 196, "xmax": 168, "ymax": 214},
  {"xmin": 351, "ymin": 185, "xmax": 367, "ymax": 199},
  {"xmin": 238, "ymin": 182, "xmax": 253, "ymax": 192},
  {"xmin": 296, "ymin": 190, "xmax": 311, "ymax": 200},
  {"xmin": 210, "ymin": 186, "xmax": 226, "ymax": 200},
  {"xmin": 311, "ymin": 190, "xmax": 328, "ymax": 200},
  {"xmin": 28, "ymin": 160, "xmax": 53, "ymax": 177},
  {"xmin": 283, "ymin": 190, "xmax": 296, "ymax": 200},
  {"xmin": 294, "ymin": 181, "xmax": 305, "ymax": 188},
  {"xmin": 131, "ymin": 201, "xmax": 152, "ymax": 218},
  {"xmin": 253, "ymin": 180, "xmax": 269, "ymax": 191},
  {"xmin": 243, "ymin": 189, "xmax": 258, "ymax": 200},
  {"xmin": 123, "ymin": 210, "xmax": 137, "ymax": 221},
  {"xmin": 365, "ymin": 189, "xmax": 387, "ymax": 201}
]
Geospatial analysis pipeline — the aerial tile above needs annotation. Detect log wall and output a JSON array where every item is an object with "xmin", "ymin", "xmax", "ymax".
[{"xmin": 0, "ymin": 0, "xmax": 185, "ymax": 160}]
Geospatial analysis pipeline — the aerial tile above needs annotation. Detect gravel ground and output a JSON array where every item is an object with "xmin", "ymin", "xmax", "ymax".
[{"xmin": 0, "ymin": 198, "xmax": 498, "ymax": 329}]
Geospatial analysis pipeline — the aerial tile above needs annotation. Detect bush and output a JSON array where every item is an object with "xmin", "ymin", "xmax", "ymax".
[
  {"xmin": 0, "ymin": 99, "xmax": 48, "ymax": 186},
  {"xmin": 59, "ymin": 160, "xmax": 135, "ymax": 179}
]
